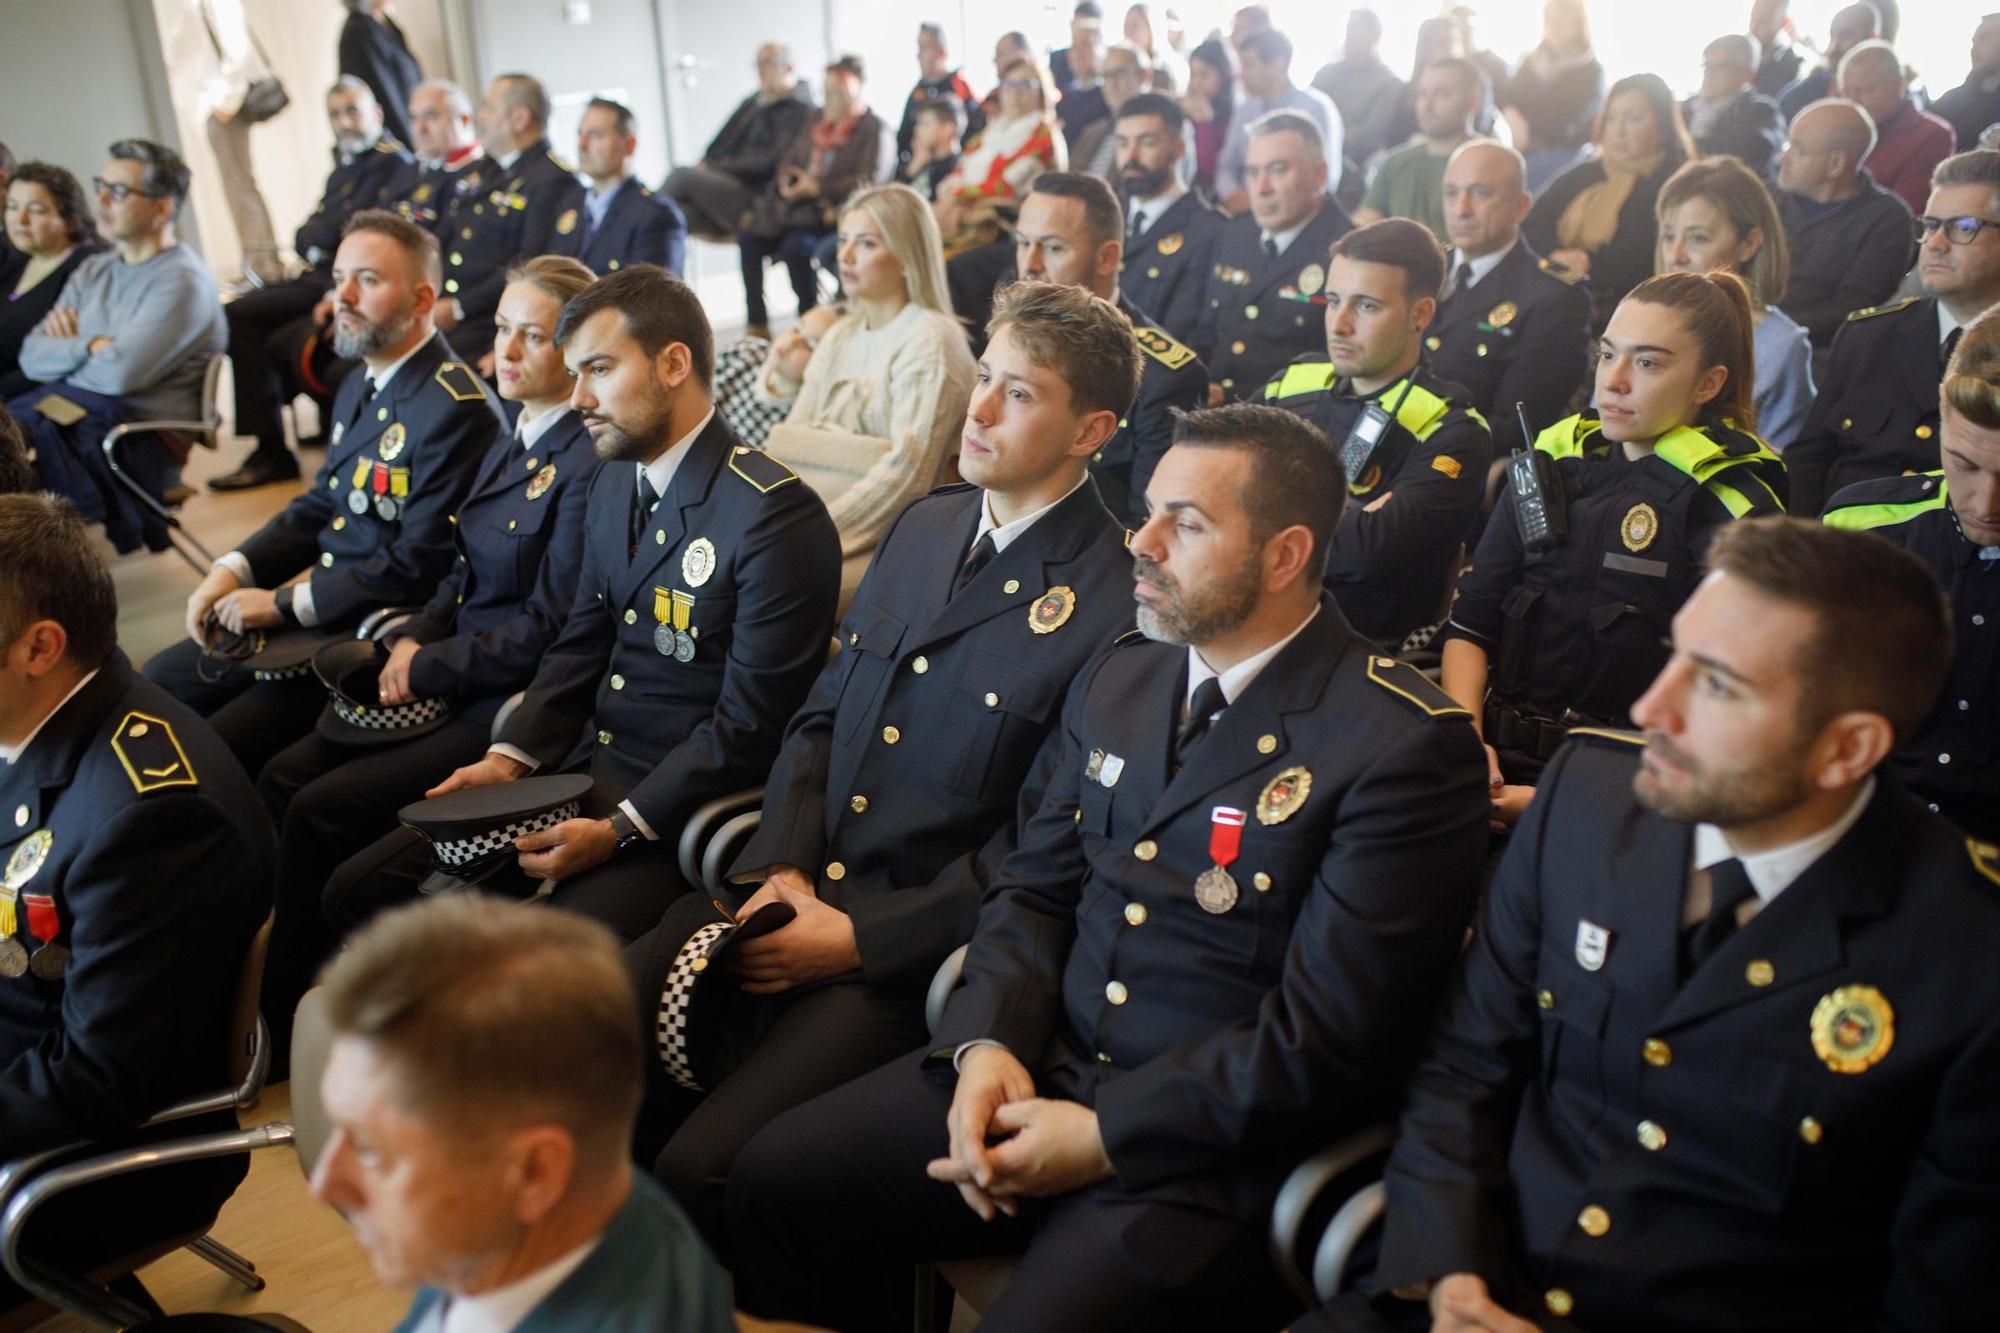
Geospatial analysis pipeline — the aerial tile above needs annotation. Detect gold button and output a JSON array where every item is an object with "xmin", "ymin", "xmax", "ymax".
[
  {"xmin": 984, "ymin": 692, "xmax": 1000, "ymax": 708},
  {"xmin": 1096, "ymin": 1050, "xmax": 1112, "ymax": 1063},
  {"xmin": 1105, "ymin": 980, "xmax": 1128, "ymax": 1005},
  {"xmin": 596, "ymin": 729, "xmax": 612, "ymax": 744},
  {"xmin": 1841, "ymin": 416, "xmax": 1853, "ymax": 430},
  {"xmin": 525, "ymin": 456, "xmax": 538, "ymax": 470},
  {"xmin": 848, "ymin": 631, "xmax": 859, "ymax": 645},
  {"xmin": 1093, "ymin": 450, "xmax": 1105, "ymax": 461},
  {"xmin": 332, "ymin": 516, "xmax": 346, "ymax": 531},
  {"xmin": 445, "ymin": 278, "xmax": 460, "ymax": 293},
  {"xmin": 1244, "ymin": 304, "xmax": 1259, "ymax": 319},
  {"xmin": 320, "ymin": 553, "xmax": 335, "ymax": 567},
  {"xmin": 1798, "ymin": 1116, "xmax": 1823, "ymax": 1145},
  {"xmin": 609, "ymin": 260, "xmax": 620, "ymax": 270},
  {"xmin": 624, "ymin": 609, "xmax": 638, "ymax": 625},
  {"xmin": 690, "ymin": 956, "xmax": 708, "ymax": 974},
  {"xmin": 1257, "ymin": 733, "xmax": 1277, "ymax": 754},
  {"xmin": 1577, "ymin": 1205, "xmax": 1610, "ymax": 1237},
  {"xmin": 1425, "ymin": 335, "xmax": 1441, "ymax": 351},
  {"xmin": 1230, "ymin": 340, "xmax": 1247, "ymax": 355},
  {"xmin": 1915, "ymin": 424, "xmax": 1933, "ymax": 439},
  {"xmin": 1643, "ymin": 1037, "xmax": 1672, "ymax": 1067},
  {"xmin": 1253, "ymin": 872, "xmax": 1272, "ymax": 892},
  {"xmin": 1147, "ymin": 266, "xmax": 1160, "ymax": 278},
  {"xmin": 449, "ymin": 251, "xmax": 464, "ymax": 265},
  {"xmin": 825, "ymin": 861, "xmax": 846, "ymax": 881},
  {"xmin": 377, "ymin": 407, "xmax": 389, "ymax": 421},
  {"xmin": 655, "ymin": 530, "xmax": 666, "ymax": 545},
  {"xmin": 461, "ymin": 226, "xmax": 473, "ymax": 239},
  {"xmin": 1003, "ymin": 578, "xmax": 1020, "ymax": 594},
  {"xmin": 849, "ymin": 795, "xmax": 869, "ymax": 813},
  {"xmin": 507, "ymin": 518, "xmax": 517, "ymax": 531},
  {"xmin": 1746, "ymin": 959, "xmax": 1775, "ymax": 987},
  {"xmin": 12, "ymin": 805, "xmax": 26, "ymax": 828},
  {"xmin": 881, "ymin": 725, "xmax": 901, "ymax": 744},
  {"xmin": 610, "ymin": 674, "xmax": 625, "ymax": 690},
  {"xmin": 911, "ymin": 655, "xmax": 929, "ymax": 674},
  {"xmin": 329, "ymin": 478, "xmax": 339, "ymax": 489},
  {"xmin": 1475, "ymin": 343, "xmax": 1489, "ymax": 357},
  {"xmin": 1124, "ymin": 903, "xmax": 1148, "ymax": 926},
  {"xmin": 1537, "ymin": 988, "xmax": 1556, "ymax": 1009},
  {"xmin": 1637, "ymin": 1119, "xmax": 1667, "ymax": 1151},
  {"xmin": 1134, "ymin": 839, "xmax": 1158, "ymax": 861},
  {"xmin": 1544, "ymin": 1289, "xmax": 1574, "ymax": 1318}
]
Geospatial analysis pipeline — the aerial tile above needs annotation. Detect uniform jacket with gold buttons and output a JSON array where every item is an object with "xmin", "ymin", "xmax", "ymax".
[
  {"xmin": 933, "ymin": 594, "xmax": 1488, "ymax": 1222},
  {"xmin": 294, "ymin": 136, "xmax": 418, "ymax": 279},
  {"xmin": 236, "ymin": 331, "xmax": 501, "ymax": 627},
  {"xmin": 545, "ymin": 177, "xmax": 688, "ymax": 277},
  {"xmin": 496, "ymin": 414, "xmax": 841, "ymax": 836},
  {"xmin": 731, "ymin": 479, "xmax": 1135, "ymax": 992},
  {"xmin": 1782, "ymin": 296, "xmax": 1946, "ymax": 516},
  {"xmin": 1372, "ymin": 732, "xmax": 2000, "ymax": 1332},
  {"xmin": 1191, "ymin": 198, "xmax": 1353, "ymax": 402},
  {"xmin": 435, "ymin": 137, "xmax": 578, "ymax": 334},
  {"xmin": 1119, "ymin": 192, "xmax": 1226, "ymax": 347}
]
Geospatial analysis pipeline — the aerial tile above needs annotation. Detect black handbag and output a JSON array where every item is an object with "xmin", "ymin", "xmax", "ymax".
[{"xmin": 201, "ymin": 2, "xmax": 290, "ymax": 123}]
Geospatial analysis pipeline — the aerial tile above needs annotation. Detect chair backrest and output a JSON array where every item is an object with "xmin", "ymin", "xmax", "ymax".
[
  {"xmin": 228, "ymin": 914, "xmax": 275, "ymax": 1091},
  {"xmin": 196, "ymin": 354, "xmax": 227, "ymax": 450},
  {"xmin": 288, "ymin": 988, "xmax": 336, "ymax": 1179}
]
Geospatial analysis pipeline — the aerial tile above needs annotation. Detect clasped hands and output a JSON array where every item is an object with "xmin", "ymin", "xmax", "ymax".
[
  {"xmin": 728, "ymin": 865, "xmax": 859, "ymax": 994},
  {"xmin": 926, "ymin": 1044, "xmax": 1114, "ymax": 1220},
  {"xmin": 183, "ymin": 567, "xmax": 283, "ymax": 640}
]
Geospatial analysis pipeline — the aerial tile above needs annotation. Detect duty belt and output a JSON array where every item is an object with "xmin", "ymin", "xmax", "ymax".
[{"xmin": 1485, "ymin": 703, "xmax": 1609, "ymax": 762}]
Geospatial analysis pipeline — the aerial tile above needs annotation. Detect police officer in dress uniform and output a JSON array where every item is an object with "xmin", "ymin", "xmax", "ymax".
[
  {"xmin": 724, "ymin": 405, "xmax": 1490, "ymax": 1333},
  {"xmin": 1263, "ymin": 220, "xmax": 1494, "ymax": 648},
  {"xmin": 393, "ymin": 80, "xmax": 485, "ymax": 238},
  {"xmin": 321, "ymin": 266, "xmax": 840, "ymax": 943},
  {"xmin": 0, "ymin": 496, "xmax": 270, "ymax": 1306},
  {"xmin": 547, "ymin": 97, "xmax": 687, "ymax": 277},
  {"xmin": 1193, "ymin": 110, "xmax": 1353, "ymax": 402},
  {"xmin": 211, "ymin": 78, "xmax": 417, "ymax": 492},
  {"xmin": 1427, "ymin": 142, "xmax": 1596, "ymax": 458},
  {"xmin": 1114, "ymin": 93, "xmax": 1225, "ymax": 345},
  {"xmin": 147, "ymin": 213, "xmax": 501, "ymax": 781},
  {"xmin": 632, "ymin": 282, "xmax": 1144, "ymax": 1248},
  {"xmin": 1307, "ymin": 520, "xmax": 2000, "ymax": 1333},
  {"xmin": 1822, "ymin": 305, "xmax": 2000, "ymax": 843}
]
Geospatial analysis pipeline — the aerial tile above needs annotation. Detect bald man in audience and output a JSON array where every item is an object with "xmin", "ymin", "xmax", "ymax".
[
  {"xmin": 1682, "ymin": 34, "xmax": 1784, "ymax": 178},
  {"xmin": 1839, "ymin": 40, "xmax": 1957, "ymax": 215},
  {"xmin": 1775, "ymin": 99, "xmax": 1916, "ymax": 354}
]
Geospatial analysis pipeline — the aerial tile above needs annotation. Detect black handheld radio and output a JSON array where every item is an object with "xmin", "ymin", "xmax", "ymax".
[
  {"xmin": 1337, "ymin": 375, "xmax": 1419, "ymax": 488},
  {"xmin": 1507, "ymin": 401, "xmax": 1567, "ymax": 552}
]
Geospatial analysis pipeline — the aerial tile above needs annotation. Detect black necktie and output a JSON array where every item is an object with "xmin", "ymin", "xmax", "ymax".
[
  {"xmin": 1262, "ymin": 237, "xmax": 1279, "ymax": 259},
  {"xmin": 342, "ymin": 376, "xmax": 378, "ymax": 432},
  {"xmin": 1174, "ymin": 676, "xmax": 1227, "ymax": 773},
  {"xmin": 630, "ymin": 473, "xmax": 658, "ymax": 556},
  {"xmin": 952, "ymin": 532, "xmax": 997, "ymax": 599},
  {"xmin": 1453, "ymin": 262, "xmax": 1475, "ymax": 299},
  {"xmin": 1943, "ymin": 326, "xmax": 1964, "ymax": 372},
  {"xmin": 1131, "ymin": 209, "xmax": 1148, "ymax": 239},
  {"xmin": 1681, "ymin": 858, "xmax": 1757, "ymax": 979}
]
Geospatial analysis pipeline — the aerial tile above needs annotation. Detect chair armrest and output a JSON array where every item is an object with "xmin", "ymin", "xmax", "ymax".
[
  {"xmin": 924, "ymin": 944, "xmax": 970, "ymax": 1038},
  {"xmin": 103, "ymin": 420, "xmax": 219, "ymax": 446},
  {"xmin": 489, "ymin": 692, "xmax": 526, "ymax": 742},
  {"xmin": 1313, "ymin": 1180, "xmax": 1388, "ymax": 1303},
  {"xmin": 1269, "ymin": 1124, "xmax": 1397, "ymax": 1308},
  {"xmin": 674, "ymin": 787, "xmax": 765, "ymax": 890},
  {"xmin": 699, "ymin": 810, "xmax": 764, "ymax": 897},
  {"xmin": 355, "ymin": 606, "xmax": 427, "ymax": 641}
]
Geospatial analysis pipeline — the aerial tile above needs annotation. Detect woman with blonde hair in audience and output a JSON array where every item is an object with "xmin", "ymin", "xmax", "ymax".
[
  {"xmin": 933, "ymin": 56, "xmax": 1067, "ymax": 253},
  {"xmin": 759, "ymin": 182, "xmax": 975, "ymax": 595},
  {"xmin": 1501, "ymin": 0, "xmax": 1604, "ymax": 189},
  {"xmin": 1656, "ymin": 155, "xmax": 1815, "ymax": 450}
]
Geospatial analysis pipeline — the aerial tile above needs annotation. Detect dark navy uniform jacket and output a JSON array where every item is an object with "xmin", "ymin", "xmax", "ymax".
[
  {"xmin": 0, "ymin": 652, "xmax": 271, "ymax": 1159},
  {"xmin": 1192, "ymin": 199, "xmax": 1354, "ymax": 401},
  {"xmin": 497, "ymin": 414, "xmax": 840, "ymax": 836},
  {"xmin": 1374, "ymin": 733, "xmax": 2000, "ymax": 1332},
  {"xmin": 547, "ymin": 177, "xmax": 688, "ymax": 276},
  {"xmin": 437, "ymin": 138, "xmax": 578, "ymax": 338},
  {"xmin": 1825, "ymin": 471, "xmax": 2000, "ymax": 842},
  {"xmin": 731, "ymin": 478, "xmax": 1135, "ymax": 993},
  {"xmin": 1426, "ymin": 239, "xmax": 1595, "ymax": 456},
  {"xmin": 1091, "ymin": 296, "xmax": 1208, "ymax": 525},
  {"xmin": 934, "ymin": 595, "xmax": 1489, "ymax": 1223},
  {"xmin": 1119, "ymin": 192, "xmax": 1226, "ymax": 346},
  {"xmin": 394, "ymin": 153, "xmax": 486, "ymax": 235},
  {"xmin": 294, "ymin": 137, "xmax": 418, "ymax": 278},
  {"xmin": 397, "ymin": 405, "xmax": 600, "ymax": 701},
  {"xmin": 1783, "ymin": 296, "xmax": 1946, "ymax": 516},
  {"xmin": 236, "ymin": 331, "xmax": 502, "ymax": 628}
]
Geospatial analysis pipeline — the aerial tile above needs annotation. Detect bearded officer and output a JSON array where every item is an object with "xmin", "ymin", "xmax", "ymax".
[{"xmin": 1114, "ymin": 93, "xmax": 1224, "ymax": 345}]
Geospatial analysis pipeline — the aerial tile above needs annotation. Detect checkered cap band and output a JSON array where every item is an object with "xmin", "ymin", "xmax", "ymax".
[
  {"xmin": 332, "ymin": 692, "xmax": 451, "ymax": 732},
  {"xmin": 429, "ymin": 800, "xmax": 582, "ymax": 867},
  {"xmin": 656, "ymin": 920, "xmax": 734, "ymax": 1091},
  {"xmin": 252, "ymin": 662, "xmax": 314, "ymax": 682}
]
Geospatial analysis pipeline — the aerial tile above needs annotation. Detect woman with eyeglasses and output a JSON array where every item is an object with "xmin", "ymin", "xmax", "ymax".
[
  {"xmin": 0, "ymin": 163, "xmax": 102, "ymax": 400},
  {"xmin": 933, "ymin": 56, "xmax": 1067, "ymax": 253}
]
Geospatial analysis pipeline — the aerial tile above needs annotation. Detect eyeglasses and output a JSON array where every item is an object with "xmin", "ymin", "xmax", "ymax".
[
  {"xmin": 92, "ymin": 177, "xmax": 160, "ymax": 203},
  {"xmin": 1914, "ymin": 215, "xmax": 2000, "ymax": 246}
]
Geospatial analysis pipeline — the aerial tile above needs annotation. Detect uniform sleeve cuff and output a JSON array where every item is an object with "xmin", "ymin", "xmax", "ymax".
[
  {"xmin": 618, "ymin": 799, "xmax": 660, "ymax": 842},
  {"xmin": 488, "ymin": 743, "xmax": 541, "ymax": 772},
  {"xmin": 290, "ymin": 584, "xmax": 320, "ymax": 628},
  {"xmin": 951, "ymin": 1038, "xmax": 1009, "ymax": 1073},
  {"xmin": 215, "ymin": 552, "xmax": 254, "ymax": 584}
]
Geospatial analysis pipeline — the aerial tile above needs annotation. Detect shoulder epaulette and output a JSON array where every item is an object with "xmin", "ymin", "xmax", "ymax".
[
  {"xmin": 1846, "ymin": 296, "xmax": 1920, "ymax": 323},
  {"xmin": 728, "ymin": 444, "xmax": 800, "ymax": 493},
  {"xmin": 1265, "ymin": 358, "xmax": 1335, "ymax": 401},
  {"xmin": 1133, "ymin": 326, "xmax": 1197, "ymax": 371},
  {"xmin": 1364, "ymin": 654, "xmax": 1472, "ymax": 719},
  {"xmin": 1968, "ymin": 839, "xmax": 2000, "ymax": 890},
  {"xmin": 434, "ymin": 363, "xmax": 485, "ymax": 402},
  {"xmin": 1538, "ymin": 257, "xmax": 1583, "ymax": 285},
  {"xmin": 110, "ymin": 711, "xmax": 199, "ymax": 794},
  {"xmin": 1824, "ymin": 473, "xmax": 1948, "ymax": 531},
  {"xmin": 925, "ymin": 481, "xmax": 978, "ymax": 497},
  {"xmin": 1568, "ymin": 726, "xmax": 1644, "ymax": 749},
  {"xmin": 1112, "ymin": 627, "xmax": 1148, "ymax": 646},
  {"xmin": 547, "ymin": 153, "xmax": 577, "ymax": 174},
  {"xmin": 1534, "ymin": 414, "xmax": 1600, "ymax": 460}
]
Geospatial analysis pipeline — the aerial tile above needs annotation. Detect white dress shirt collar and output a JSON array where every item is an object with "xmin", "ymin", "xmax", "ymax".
[
  {"xmin": 366, "ymin": 333, "xmax": 432, "ymax": 397},
  {"xmin": 1259, "ymin": 218, "xmax": 1310, "ymax": 257},
  {"xmin": 1128, "ymin": 182, "xmax": 1187, "ymax": 230},
  {"xmin": 1184, "ymin": 603, "xmax": 1322, "ymax": 714},
  {"xmin": 972, "ymin": 472, "xmax": 1090, "ymax": 556},
  {"xmin": 0, "ymin": 671, "xmax": 100, "ymax": 765},
  {"xmin": 1940, "ymin": 300, "xmax": 1966, "ymax": 353},
  {"xmin": 638, "ymin": 407, "xmax": 714, "ymax": 502},
  {"xmin": 515, "ymin": 403, "xmax": 567, "ymax": 451},
  {"xmin": 1692, "ymin": 777, "xmax": 1877, "ymax": 906},
  {"xmin": 1449, "ymin": 241, "xmax": 1514, "ymax": 294},
  {"xmin": 434, "ymin": 1235, "xmax": 598, "ymax": 1333}
]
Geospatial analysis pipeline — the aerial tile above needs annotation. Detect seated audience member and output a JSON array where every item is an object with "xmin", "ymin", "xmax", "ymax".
[
  {"xmin": 1934, "ymin": 14, "xmax": 2000, "ymax": 154},
  {"xmin": 983, "ymin": 32, "xmax": 1036, "ymax": 122},
  {"xmin": 397, "ymin": 79, "xmax": 485, "ymax": 235},
  {"xmin": 1214, "ymin": 30, "xmax": 1342, "ymax": 215},
  {"xmin": 1446, "ymin": 5, "xmax": 1513, "ymax": 128},
  {"xmin": 212, "ymin": 78, "xmax": 419, "ymax": 493},
  {"xmin": 1442, "ymin": 273, "xmax": 1785, "ymax": 829},
  {"xmin": 325, "ymin": 266, "xmax": 839, "ymax": 942},
  {"xmin": 1499, "ymin": 0, "xmax": 1605, "ymax": 192},
  {"xmin": 1429, "ymin": 142, "xmax": 1594, "ymax": 457},
  {"xmin": 0, "ymin": 410, "xmax": 29, "ymax": 493},
  {"xmin": 431, "ymin": 74, "xmax": 576, "ymax": 367},
  {"xmin": 8, "ymin": 140, "xmax": 223, "ymax": 551},
  {"xmin": 1774, "ymin": 98, "xmax": 1916, "ymax": 355},
  {"xmin": 1016, "ymin": 172, "xmax": 1208, "ymax": 521},
  {"xmin": 1181, "ymin": 37, "xmax": 1235, "ymax": 196},
  {"xmin": 933, "ymin": 56, "xmax": 1067, "ymax": 253},
  {"xmin": 1354, "ymin": 57, "xmax": 1485, "ymax": 245},
  {"xmin": 726, "ymin": 403, "xmax": 1490, "ymax": 1333},
  {"xmin": 1786, "ymin": 150, "xmax": 2000, "ymax": 513},
  {"xmin": 1839, "ymin": 40, "xmax": 1958, "ymax": 216},
  {"xmin": 664, "ymin": 44, "xmax": 817, "ymax": 243},
  {"xmin": 313, "ymin": 896, "xmax": 732, "ymax": 1333},
  {"xmin": 254, "ymin": 256, "xmax": 599, "ymax": 1069},
  {"xmin": 1525, "ymin": 74, "xmax": 1695, "ymax": 336},
  {"xmin": 758, "ymin": 183, "xmax": 975, "ymax": 593},
  {"xmin": 1311, "ymin": 9, "xmax": 1405, "ymax": 172},
  {"xmin": 1122, "ymin": 2, "xmax": 1183, "ymax": 94},
  {"xmin": 1195, "ymin": 111, "xmax": 1354, "ymax": 402},
  {"xmin": 548, "ymin": 97, "xmax": 686, "ymax": 277},
  {"xmin": 1750, "ymin": 0, "xmax": 1803, "ymax": 97},
  {"xmin": 1826, "ymin": 308, "xmax": 2000, "ymax": 841},
  {"xmin": 714, "ymin": 304, "xmax": 842, "ymax": 450},
  {"xmin": 1379, "ymin": 16, "xmax": 1497, "ymax": 151},
  {"xmin": 0, "ymin": 164, "xmax": 100, "ymax": 400},
  {"xmin": 1778, "ymin": 0, "xmax": 1879, "ymax": 121},
  {"xmin": 1115, "ymin": 93, "xmax": 1224, "ymax": 345},
  {"xmin": 636, "ymin": 280, "xmax": 1142, "ymax": 1245},
  {"xmin": 739, "ymin": 55, "xmax": 895, "ymax": 339},
  {"xmin": 1682, "ymin": 33, "xmax": 1785, "ymax": 179},
  {"xmin": 146, "ymin": 212, "xmax": 500, "ymax": 776},
  {"xmin": 1658, "ymin": 157, "xmax": 1815, "ymax": 449},
  {"xmin": 1317, "ymin": 518, "xmax": 2000, "ymax": 1333},
  {"xmin": 898, "ymin": 22, "xmax": 985, "ymax": 172},
  {"xmin": 1263, "ymin": 219, "xmax": 1494, "ymax": 647},
  {"xmin": 1068, "ymin": 43, "xmax": 1154, "ymax": 182},
  {"xmin": 1051, "ymin": 2, "xmax": 1105, "ymax": 100},
  {"xmin": 899, "ymin": 99, "xmax": 965, "ymax": 203},
  {"xmin": 0, "ymin": 493, "xmax": 270, "ymax": 1307}
]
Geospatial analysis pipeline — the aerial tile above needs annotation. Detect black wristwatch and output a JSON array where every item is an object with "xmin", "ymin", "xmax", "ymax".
[{"xmin": 608, "ymin": 809, "xmax": 645, "ymax": 852}]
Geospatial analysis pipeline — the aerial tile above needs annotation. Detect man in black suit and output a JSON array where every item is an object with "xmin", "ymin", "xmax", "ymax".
[
  {"xmin": 1115, "ymin": 93, "xmax": 1224, "ymax": 346},
  {"xmin": 548, "ymin": 98, "xmax": 686, "ymax": 277},
  {"xmin": 0, "ymin": 494, "xmax": 271, "ymax": 1306},
  {"xmin": 147, "ymin": 211, "xmax": 501, "ymax": 777},
  {"xmin": 323, "ymin": 265, "xmax": 841, "ymax": 942},
  {"xmin": 1315, "ymin": 518, "xmax": 2000, "ymax": 1333},
  {"xmin": 726, "ymin": 404, "xmax": 1490, "ymax": 1332},
  {"xmin": 635, "ymin": 281, "xmax": 1142, "ymax": 1246},
  {"xmin": 1682, "ymin": 34, "xmax": 1785, "ymax": 179},
  {"xmin": 664, "ymin": 44, "xmax": 817, "ymax": 243}
]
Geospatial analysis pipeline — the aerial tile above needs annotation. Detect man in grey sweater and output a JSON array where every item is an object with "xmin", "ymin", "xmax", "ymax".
[{"xmin": 9, "ymin": 140, "xmax": 224, "ymax": 549}]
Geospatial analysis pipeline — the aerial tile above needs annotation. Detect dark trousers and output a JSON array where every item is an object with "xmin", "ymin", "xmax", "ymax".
[
  {"xmin": 663, "ymin": 165, "xmax": 756, "ymax": 241},
  {"xmin": 141, "ymin": 639, "xmax": 327, "ymax": 782},
  {"xmin": 737, "ymin": 228, "xmax": 827, "ymax": 327},
  {"xmin": 726, "ymin": 1048, "xmax": 1302, "ymax": 1333},
  {"xmin": 225, "ymin": 280, "xmax": 354, "ymax": 463},
  {"xmin": 255, "ymin": 701, "xmax": 500, "ymax": 1061}
]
